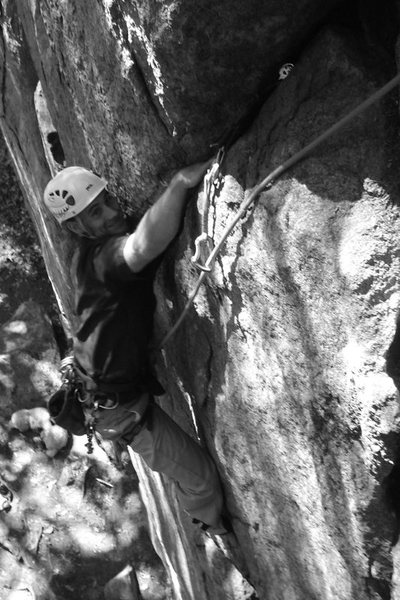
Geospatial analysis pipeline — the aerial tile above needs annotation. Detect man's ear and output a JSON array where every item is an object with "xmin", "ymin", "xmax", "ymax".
[{"xmin": 65, "ymin": 217, "xmax": 88, "ymax": 237}]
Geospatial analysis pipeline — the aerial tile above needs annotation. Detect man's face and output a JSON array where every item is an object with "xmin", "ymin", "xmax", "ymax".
[{"xmin": 78, "ymin": 191, "xmax": 129, "ymax": 238}]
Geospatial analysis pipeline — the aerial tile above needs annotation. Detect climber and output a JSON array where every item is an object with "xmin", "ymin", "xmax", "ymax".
[{"xmin": 43, "ymin": 163, "xmax": 229, "ymax": 535}]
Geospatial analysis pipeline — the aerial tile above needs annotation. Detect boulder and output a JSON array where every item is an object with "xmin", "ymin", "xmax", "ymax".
[{"xmin": 0, "ymin": 300, "xmax": 60, "ymax": 415}]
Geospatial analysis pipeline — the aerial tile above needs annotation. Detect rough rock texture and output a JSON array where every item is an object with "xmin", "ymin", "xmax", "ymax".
[
  {"xmin": 2, "ymin": 0, "xmax": 400, "ymax": 599},
  {"xmin": 162, "ymin": 27, "xmax": 400, "ymax": 598},
  {"xmin": 153, "ymin": 24, "xmax": 400, "ymax": 598}
]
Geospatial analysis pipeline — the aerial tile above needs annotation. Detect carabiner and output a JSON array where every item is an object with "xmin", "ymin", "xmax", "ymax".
[
  {"xmin": 98, "ymin": 397, "xmax": 119, "ymax": 410},
  {"xmin": 191, "ymin": 232, "xmax": 213, "ymax": 272}
]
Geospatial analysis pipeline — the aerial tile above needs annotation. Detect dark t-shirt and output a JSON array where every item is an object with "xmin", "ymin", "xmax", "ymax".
[{"xmin": 71, "ymin": 231, "xmax": 160, "ymax": 388}]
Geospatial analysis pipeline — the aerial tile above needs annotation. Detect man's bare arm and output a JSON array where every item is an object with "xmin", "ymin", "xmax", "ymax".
[{"xmin": 123, "ymin": 160, "xmax": 212, "ymax": 272}]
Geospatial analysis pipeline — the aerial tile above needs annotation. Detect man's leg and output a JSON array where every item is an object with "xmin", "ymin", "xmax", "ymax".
[{"xmin": 128, "ymin": 402, "xmax": 224, "ymax": 528}]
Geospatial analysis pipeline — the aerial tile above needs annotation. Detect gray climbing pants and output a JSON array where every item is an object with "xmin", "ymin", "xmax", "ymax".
[{"xmin": 93, "ymin": 393, "xmax": 224, "ymax": 528}]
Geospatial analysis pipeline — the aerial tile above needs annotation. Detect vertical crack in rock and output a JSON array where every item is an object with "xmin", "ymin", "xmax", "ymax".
[
  {"xmin": 107, "ymin": 1, "xmax": 177, "ymax": 141},
  {"xmin": 384, "ymin": 328, "xmax": 400, "ymax": 550},
  {"xmin": 0, "ymin": 4, "xmax": 7, "ymax": 120}
]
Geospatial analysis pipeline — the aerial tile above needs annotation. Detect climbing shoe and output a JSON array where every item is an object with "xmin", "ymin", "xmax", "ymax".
[{"xmin": 193, "ymin": 514, "xmax": 233, "ymax": 536}]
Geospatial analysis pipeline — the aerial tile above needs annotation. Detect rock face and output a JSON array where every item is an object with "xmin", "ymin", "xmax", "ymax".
[{"xmin": 1, "ymin": 1, "xmax": 400, "ymax": 599}]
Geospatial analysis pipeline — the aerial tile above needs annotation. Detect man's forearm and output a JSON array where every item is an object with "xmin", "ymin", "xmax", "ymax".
[
  {"xmin": 131, "ymin": 177, "xmax": 187, "ymax": 254},
  {"xmin": 123, "ymin": 176, "xmax": 190, "ymax": 272},
  {"xmin": 123, "ymin": 160, "xmax": 212, "ymax": 273}
]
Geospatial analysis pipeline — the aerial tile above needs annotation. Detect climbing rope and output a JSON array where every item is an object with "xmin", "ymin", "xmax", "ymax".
[{"xmin": 159, "ymin": 71, "xmax": 400, "ymax": 348}]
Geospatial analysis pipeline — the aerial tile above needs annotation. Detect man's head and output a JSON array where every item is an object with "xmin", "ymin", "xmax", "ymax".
[{"xmin": 44, "ymin": 166, "xmax": 128, "ymax": 239}]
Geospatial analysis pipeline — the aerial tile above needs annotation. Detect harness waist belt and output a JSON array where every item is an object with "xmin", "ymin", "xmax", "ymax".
[{"xmin": 73, "ymin": 360, "xmax": 164, "ymax": 397}]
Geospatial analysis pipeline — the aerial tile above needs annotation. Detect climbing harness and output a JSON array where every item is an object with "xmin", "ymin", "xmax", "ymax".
[
  {"xmin": 57, "ymin": 356, "xmax": 97, "ymax": 453},
  {"xmin": 51, "ymin": 356, "xmax": 158, "ymax": 458},
  {"xmin": 191, "ymin": 147, "xmax": 225, "ymax": 272},
  {"xmin": 159, "ymin": 71, "xmax": 400, "ymax": 348},
  {"xmin": 51, "ymin": 356, "xmax": 121, "ymax": 454}
]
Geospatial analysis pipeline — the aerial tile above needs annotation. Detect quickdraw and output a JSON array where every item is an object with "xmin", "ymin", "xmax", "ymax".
[
  {"xmin": 60, "ymin": 356, "xmax": 85, "ymax": 402},
  {"xmin": 191, "ymin": 147, "xmax": 225, "ymax": 272},
  {"xmin": 59, "ymin": 356, "xmax": 119, "ymax": 454},
  {"xmin": 85, "ymin": 415, "xmax": 96, "ymax": 454},
  {"xmin": 59, "ymin": 356, "xmax": 94, "ymax": 453}
]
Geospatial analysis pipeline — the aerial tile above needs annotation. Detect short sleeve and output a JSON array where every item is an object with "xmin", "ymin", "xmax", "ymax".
[{"xmin": 93, "ymin": 236, "xmax": 160, "ymax": 283}]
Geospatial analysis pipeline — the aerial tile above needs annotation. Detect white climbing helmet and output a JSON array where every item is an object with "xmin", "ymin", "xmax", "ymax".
[{"xmin": 43, "ymin": 166, "xmax": 108, "ymax": 223}]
